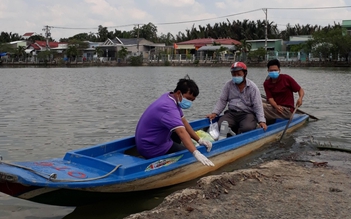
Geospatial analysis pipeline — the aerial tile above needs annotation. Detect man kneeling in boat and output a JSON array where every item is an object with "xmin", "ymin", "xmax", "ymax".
[
  {"xmin": 263, "ymin": 59, "xmax": 304, "ymax": 123},
  {"xmin": 207, "ymin": 62, "xmax": 267, "ymax": 135},
  {"xmin": 135, "ymin": 76, "xmax": 214, "ymax": 167}
]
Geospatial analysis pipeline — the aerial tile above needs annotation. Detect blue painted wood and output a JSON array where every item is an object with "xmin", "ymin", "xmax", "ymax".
[{"xmin": 0, "ymin": 114, "xmax": 308, "ymax": 200}]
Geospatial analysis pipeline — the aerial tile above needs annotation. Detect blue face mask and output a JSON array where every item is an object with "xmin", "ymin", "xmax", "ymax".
[
  {"xmin": 178, "ymin": 94, "xmax": 193, "ymax": 109},
  {"xmin": 232, "ymin": 76, "xmax": 244, "ymax": 84},
  {"xmin": 268, "ymin": 71, "xmax": 279, "ymax": 79}
]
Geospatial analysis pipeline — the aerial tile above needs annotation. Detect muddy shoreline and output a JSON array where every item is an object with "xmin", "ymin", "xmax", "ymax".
[{"xmin": 126, "ymin": 150, "xmax": 351, "ymax": 219}]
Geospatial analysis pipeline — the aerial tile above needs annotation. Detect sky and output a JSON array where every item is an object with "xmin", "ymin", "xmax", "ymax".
[{"xmin": 1, "ymin": 0, "xmax": 351, "ymax": 41}]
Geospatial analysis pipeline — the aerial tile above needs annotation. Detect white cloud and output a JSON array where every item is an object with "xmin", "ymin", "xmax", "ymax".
[
  {"xmin": 153, "ymin": 0, "xmax": 196, "ymax": 7},
  {"xmin": 215, "ymin": 2, "xmax": 226, "ymax": 9}
]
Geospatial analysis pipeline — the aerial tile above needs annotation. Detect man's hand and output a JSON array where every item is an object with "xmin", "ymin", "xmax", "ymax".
[
  {"xmin": 193, "ymin": 150, "xmax": 215, "ymax": 166},
  {"xmin": 206, "ymin": 113, "xmax": 217, "ymax": 121},
  {"xmin": 259, "ymin": 122, "xmax": 267, "ymax": 131},
  {"xmin": 275, "ymin": 105, "xmax": 284, "ymax": 114},
  {"xmin": 198, "ymin": 138, "xmax": 212, "ymax": 152},
  {"xmin": 296, "ymin": 98, "xmax": 303, "ymax": 107}
]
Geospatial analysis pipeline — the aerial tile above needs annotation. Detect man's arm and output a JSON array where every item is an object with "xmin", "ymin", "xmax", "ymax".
[
  {"xmin": 174, "ymin": 127, "xmax": 197, "ymax": 153},
  {"xmin": 175, "ymin": 127, "xmax": 214, "ymax": 166},
  {"xmin": 268, "ymin": 97, "xmax": 285, "ymax": 114},
  {"xmin": 252, "ymin": 88, "xmax": 267, "ymax": 131},
  {"xmin": 212, "ymin": 82, "xmax": 230, "ymax": 116},
  {"xmin": 182, "ymin": 117, "xmax": 199, "ymax": 142},
  {"xmin": 296, "ymin": 88, "xmax": 304, "ymax": 107}
]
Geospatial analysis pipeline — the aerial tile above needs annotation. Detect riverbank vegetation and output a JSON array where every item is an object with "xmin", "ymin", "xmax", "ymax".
[{"xmin": 1, "ymin": 20, "xmax": 351, "ymax": 63}]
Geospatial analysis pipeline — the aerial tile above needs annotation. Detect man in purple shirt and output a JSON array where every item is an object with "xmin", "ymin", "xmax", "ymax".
[
  {"xmin": 135, "ymin": 77, "xmax": 214, "ymax": 167},
  {"xmin": 207, "ymin": 62, "xmax": 267, "ymax": 134}
]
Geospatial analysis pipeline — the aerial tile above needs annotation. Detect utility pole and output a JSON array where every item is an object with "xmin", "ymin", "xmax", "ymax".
[
  {"xmin": 137, "ymin": 24, "xmax": 140, "ymax": 54},
  {"xmin": 263, "ymin": 8, "xmax": 268, "ymax": 61},
  {"xmin": 42, "ymin": 25, "xmax": 51, "ymax": 50}
]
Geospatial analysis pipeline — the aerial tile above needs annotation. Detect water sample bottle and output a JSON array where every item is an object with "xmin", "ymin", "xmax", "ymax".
[{"xmin": 218, "ymin": 121, "xmax": 229, "ymax": 140}]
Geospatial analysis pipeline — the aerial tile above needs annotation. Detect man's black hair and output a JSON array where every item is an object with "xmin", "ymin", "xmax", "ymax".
[
  {"xmin": 267, "ymin": 59, "xmax": 281, "ymax": 69},
  {"xmin": 174, "ymin": 75, "xmax": 199, "ymax": 97}
]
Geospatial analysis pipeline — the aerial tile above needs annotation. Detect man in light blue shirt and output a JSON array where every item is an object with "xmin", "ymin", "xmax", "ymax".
[{"xmin": 207, "ymin": 62, "xmax": 267, "ymax": 134}]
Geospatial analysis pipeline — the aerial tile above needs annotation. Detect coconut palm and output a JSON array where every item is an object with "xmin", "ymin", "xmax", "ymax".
[
  {"xmin": 239, "ymin": 39, "xmax": 252, "ymax": 61},
  {"xmin": 95, "ymin": 47, "xmax": 103, "ymax": 58},
  {"xmin": 117, "ymin": 46, "xmax": 128, "ymax": 62},
  {"xmin": 66, "ymin": 45, "xmax": 79, "ymax": 62},
  {"xmin": 16, "ymin": 46, "xmax": 26, "ymax": 61}
]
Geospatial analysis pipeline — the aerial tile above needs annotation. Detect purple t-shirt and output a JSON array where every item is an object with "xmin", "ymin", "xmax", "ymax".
[{"xmin": 135, "ymin": 92, "xmax": 184, "ymax": 159}]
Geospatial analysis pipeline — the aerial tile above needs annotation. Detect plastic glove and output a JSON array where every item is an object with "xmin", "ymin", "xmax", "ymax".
[
  {"xmin": 198, "ymin": 138, "xmax": 212, "ymax": 152},
  {"xmin": 193, "ymin": 150, "xmax": 215, "ymax": 166}
]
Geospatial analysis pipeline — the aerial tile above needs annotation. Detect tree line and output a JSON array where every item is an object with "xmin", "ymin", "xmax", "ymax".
[
  {"xmin": 0, "ymin": 20, "xmax": 341, "ymax": 44},
  {"xmin": 1, "ymin": 19, "xmax": 351, "ymax": 61}
]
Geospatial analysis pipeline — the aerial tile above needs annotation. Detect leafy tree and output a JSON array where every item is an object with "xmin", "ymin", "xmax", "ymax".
[
  {"xmin": 16, "ymin": 46, "xmax": 26, "ymax": 61},
  {"xmin": 309, "ymin": 26, "xmax": 351, "ymax": 61},
  {"xmin": 28, "ymin": 35, "xmax": 47, "ymax": 43},
  {"xmin": 37, "ymin": 50, "xmax": 56, "ymax": 62},
  {"xmin": 95, "ymin": 47, "xmax": 103, "ymax": 57},
  {"xmin": 248, "ymin": 47, "xmax": 266, "ymax": 62},
  {"xmin": 214, "ymin": 46, "xmax": 228, "ymax": 61},
  {"xmin": 158, "ymin": 32, "xmax": 175, "ymax": 45},
  {"xmin": 128, "ymin": 54, "xmax": 143, "ymax": 66},
  {"xmin": 130, "ymin": 22, "xmax": 158, "ymax": 42},
  {"xmin": 97, "ymin": 25, "xmax": 113, "ymax": 41},
  {"xmin": 0, "ymin": 43, "xmax": 15, "ymax": 53},
  {"xmin": 0, "ymin": 32, "xmax": 23, "ymax": 43},
  {"xmin": 64, "ymin": 39, "xmax": 88, "ymax": 62},
  {"xmin": 117, "ymin": 46, "xmax": 128, "ymax": 62},
  {"xmin": 65, "ymin": 45, "xmax": 79, "ymax": 61},
  {"xmin": 68, "ymin": 39, "xmax": 88, "ymax": 50},
  {"xmin": 236, "ymin": 39, "xmax": 252, "ymax": 61}
]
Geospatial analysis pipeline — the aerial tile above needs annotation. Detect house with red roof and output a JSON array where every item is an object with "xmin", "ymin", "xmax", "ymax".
[
  {"xmin": 175, "ymin": 38, "xmax": 241, "ymax": 50},
  {"xmin": 173, "ymin": 38, "xmax": 241, "ymax": 62},
  {"xmin": 22, "ymin": 32, "xmax": 38, "ymax": 39},
  {"xmin": 25, "ymin": 41, "xmax": 68, "ymax": 55}
]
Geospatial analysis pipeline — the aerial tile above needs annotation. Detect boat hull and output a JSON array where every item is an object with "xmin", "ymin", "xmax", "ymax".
[{"xmin": 0, "ymin": 114, "xmax": 309, "ymax": 206}]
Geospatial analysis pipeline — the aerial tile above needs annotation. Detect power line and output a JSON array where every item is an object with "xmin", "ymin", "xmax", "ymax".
[
  {"xmin": 267, "ymin": 5, "xmax": 351, "ymax": 10},
  {"xmin": 49, "ymin": 9, "xmax": 262, "ymax": 30},
  {"xmin": 48, "ymin": 5, "xmax": 351, "ymax": 31},
  {"xmin": 155, "ymin": 9, "xmax": 262, "ymax": 25}
]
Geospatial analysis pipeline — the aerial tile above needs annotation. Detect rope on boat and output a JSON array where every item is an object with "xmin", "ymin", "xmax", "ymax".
[{"xmin": 0, "ymin": 160, "xmax": 122, "ymax": 182}]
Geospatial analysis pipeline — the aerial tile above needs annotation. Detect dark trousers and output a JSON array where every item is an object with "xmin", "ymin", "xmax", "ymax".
[
  {"xmin": 166, "ymin": 132, "xmax": 186, "ymax": 154},
  {"xmin": 218, "ymin": 110, "xmax": 258, "ymax": 134}
]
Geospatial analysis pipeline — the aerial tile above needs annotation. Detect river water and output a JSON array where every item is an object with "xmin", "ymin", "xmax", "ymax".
[{"xmin": 0, "ymin": 66, "xmax": 350, "ymax": 218}]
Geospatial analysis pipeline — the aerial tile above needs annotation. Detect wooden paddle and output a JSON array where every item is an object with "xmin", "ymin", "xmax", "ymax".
[
  {"xmin": 279, "ymin": 105, "xmax": 299, "ymax": 143},
  {"xmin": 260, "ymin": 94, "xmax": 319, "ymax": 120}
]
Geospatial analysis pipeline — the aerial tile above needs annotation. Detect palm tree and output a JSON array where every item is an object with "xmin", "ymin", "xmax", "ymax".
[
  {"xmin": 16, "ymin": 46, "xmax": 26, "ymax": 61},
  {"xmin": 66, "ymin": 45, "xmax": 78, "ymax": 62},
  {"xmin": 239, "ymin": 39, "xmax": 252, "ymax": 61},
  {"xmin": 95, "ymin": 47, "xmax": 103, "ymax": 58},
  {"xmin": 117, "ymin": 46, "xmax": 128, "ymax": 62}
]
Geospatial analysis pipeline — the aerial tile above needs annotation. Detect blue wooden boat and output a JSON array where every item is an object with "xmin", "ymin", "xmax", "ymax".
[{"xmin": 0, "ymin": 114, "xmax": 309, "ymax": 206}]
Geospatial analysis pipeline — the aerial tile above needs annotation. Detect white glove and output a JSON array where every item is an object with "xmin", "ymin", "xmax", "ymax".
[
  {"xmin": 193, "ymin": 150, "xmax": 215, "ymax": 166},
  {"xmin": 198, "ymin": 138, "xmax": 212, "ymax": 152}
]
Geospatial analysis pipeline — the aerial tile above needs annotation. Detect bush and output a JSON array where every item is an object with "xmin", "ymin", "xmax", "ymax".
[
  {"xmin": 128, "ymin": 55, "xmax": 143, "ymax": 66},
  {"xmin": 164, "ymin": 60, "xmax": 171, "ymax": 66}
]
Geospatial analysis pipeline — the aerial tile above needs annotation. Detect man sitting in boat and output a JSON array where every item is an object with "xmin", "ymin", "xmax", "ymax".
[
  {"xmin": 207, "ymin": 62, "xmax": 267, "ymax": 135},
  {"xmin": 135, "ymin": 76, "xmax": 214, "ymax": 167},
  {"xmin": 263, "ymin": 59, "xmax": 304, "ymax": 122}
]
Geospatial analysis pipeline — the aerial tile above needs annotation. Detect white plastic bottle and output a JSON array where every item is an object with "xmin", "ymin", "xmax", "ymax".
[{"xmin": 218, "ymin": 121, "xmax": 229, "ymax": 140}]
